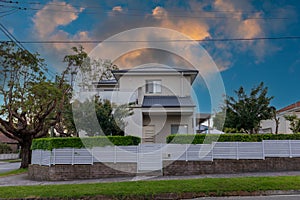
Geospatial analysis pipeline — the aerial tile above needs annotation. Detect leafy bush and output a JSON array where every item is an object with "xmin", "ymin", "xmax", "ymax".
[
  {"xmin": 31, "ymin": 136, "xmax": 141, "ymax": 150},
  {"xmin": 166, "ymin": 134, "xmax": 300, "ymax": 144},
  {"xmin": 224, "ymin": 127, "xmax": 239, "ymax": 133},
  {"xmin": 0, "ymin": 143, "xmax": 12, "ymax": 154}
]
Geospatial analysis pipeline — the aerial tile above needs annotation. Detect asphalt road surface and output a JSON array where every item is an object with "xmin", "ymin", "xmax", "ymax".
[
  {"xmin": 196, "ymin": 194, "xmax": 300, "ymax": 200},
  {"xmin": 0, "ymin": 161, "xmax": 20, "ymax": 173}
]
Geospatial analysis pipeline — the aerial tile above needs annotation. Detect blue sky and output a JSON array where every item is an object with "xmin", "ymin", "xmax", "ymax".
[{"xmin": 0, "ymin": 0, "xmax": 300, "ymax": 112}]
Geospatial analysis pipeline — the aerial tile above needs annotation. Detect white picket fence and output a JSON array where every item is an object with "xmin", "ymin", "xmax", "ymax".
[{"xmin": 31, "ymin": 140, "xmax": 300, "ymax": 171}]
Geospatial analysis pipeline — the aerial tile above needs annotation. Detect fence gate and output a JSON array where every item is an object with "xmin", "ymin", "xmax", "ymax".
[{"xmin": 137, "ymin": 144, "xmax": 162, "ymax": 172}]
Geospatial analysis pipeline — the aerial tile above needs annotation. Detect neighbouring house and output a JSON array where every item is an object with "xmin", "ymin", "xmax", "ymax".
[
  {"xmin": 94, "ymin": 64, "xmax": 210, "ymax": 143},
  {"xmin": 260, "ymin": 101, "xmax": 300, "ymax": 134},
  {"xmin": 0, "ymin": 132, "xmax": 19, "ymax": 152}
]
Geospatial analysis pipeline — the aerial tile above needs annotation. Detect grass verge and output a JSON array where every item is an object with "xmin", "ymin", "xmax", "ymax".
[
  {"xmin": 0, "ymin": 176, "xmax": 300, "ymax": 199},
  {"xmin": 1, "ymin": 159, "xmax": 21, "ymax": 163},
  {"xmin": 0, "ymin": 168, "xmax": 28, "ymax": 177}
]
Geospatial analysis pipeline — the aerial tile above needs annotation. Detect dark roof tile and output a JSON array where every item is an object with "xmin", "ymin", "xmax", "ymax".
[{"xmin": 142, "ymin": 96, "xmax": 194, "ymax": 107}]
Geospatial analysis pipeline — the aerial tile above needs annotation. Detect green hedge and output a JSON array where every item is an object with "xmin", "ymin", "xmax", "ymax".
[
  {"xmin": 166, "ymin": 134, "xmax": 300, "ymax": 144},
  {"xmin": 0, "ymin": 143, "xmax": 12, "ymax": 154},
  {"xmin": 31, "ymin": 136, "xmax": 141, "ymax": 150}
]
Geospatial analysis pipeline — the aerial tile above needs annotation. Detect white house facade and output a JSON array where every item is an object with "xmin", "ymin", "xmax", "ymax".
[
  {"xmin": 94, "ymin": 64, "xmax": 208, "ymax": 143},
  {"xmin": 260, "ymin": 101, "xmax": 300, "ymax": 134}
]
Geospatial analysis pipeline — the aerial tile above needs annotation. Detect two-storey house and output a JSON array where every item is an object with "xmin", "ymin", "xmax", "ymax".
[{"xmin": 95, "ymin": 64, "xmax": 200, "ymax": 143}]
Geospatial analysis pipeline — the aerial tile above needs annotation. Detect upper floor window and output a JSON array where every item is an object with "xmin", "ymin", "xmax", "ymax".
[{"xmin": 146, "ymin": 80, "xmax": 161, "ymax": 94}]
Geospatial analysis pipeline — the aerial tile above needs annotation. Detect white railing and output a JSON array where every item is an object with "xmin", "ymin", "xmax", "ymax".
[
  {"xmin": 31, "ymin": 140, "xmax": 300, "ymax": 168},
  {"xmin": 0, "ymin": 153, "xmax": 19, "ymax": 160}
]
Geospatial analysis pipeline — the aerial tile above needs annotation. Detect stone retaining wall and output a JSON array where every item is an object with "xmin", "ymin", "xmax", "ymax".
[
  {"xmin": 29, "ymin": 162, "xmax": 137, "ymax": 181},
  {"xmin": 29, "ymin": 158, "xmax": 300, "ymax": 180},
  {"xmin": 163, "ymin": 157, "xmax": 300, "ymax": 176}
]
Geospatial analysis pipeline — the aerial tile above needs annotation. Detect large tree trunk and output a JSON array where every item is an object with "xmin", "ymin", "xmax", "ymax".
[{"xmin": 20, "ymin": 139, "xmax": 32, "ymax": 168}]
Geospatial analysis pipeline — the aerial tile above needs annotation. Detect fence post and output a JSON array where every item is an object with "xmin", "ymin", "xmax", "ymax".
[
  {"xmin": 72, "ymin": 148, "xmax": 74, "ymax": 165},
  {"xmin": 53, "ymin": 149, "xmax": 56, "ymax": 165},
  {"xmin": 289, "ymin": 140, "xmax": 292, "ymax": 158},
  {"xmin": 48, "ymin": 150, "xmax": 51, "ymax": 166},
  {"xmin": 185, "ymin": 144, "xmax": 188, "ymax": 162},
  {"xmin": 137, "ymin": 144, "xmax": 140, "ymax": 173},
  {"xmin": 262, "ymin": 140, "xmax": 265, "ymax": 160},
  {"xmin": 114, "ymin": 146, "xmax": 117, "ymax": 164},
  {"xmin": 211, "ymin": 142, "xmax": 214, "ymax": 161},
  {"xmin": 40, "ymin": 150, "xmax": 42, "ymax": 166},
  {"xmin": 160, "ymin": 143, "xmax": 163, "ymax": 172},
  {"xmin": 91, "ymin": 148, "xmax": 94, "ymax": 165},
  {"xmin": 236, "ymin": 142, "xmax": 239, "ymax": 160}
]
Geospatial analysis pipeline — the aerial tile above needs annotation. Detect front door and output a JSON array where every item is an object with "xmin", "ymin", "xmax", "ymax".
[{"xmin": 143, "ymin": 125, "xmax": 155, "ymax": 143}]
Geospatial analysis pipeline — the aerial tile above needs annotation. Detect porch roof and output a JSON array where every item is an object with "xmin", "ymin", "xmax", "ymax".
[{"xmin": 142, "ymin": 96, "xmax": 195, "ymax": 108}]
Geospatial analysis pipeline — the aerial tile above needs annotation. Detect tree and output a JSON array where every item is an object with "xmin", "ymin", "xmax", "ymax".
[
  {"xmin": 72, "ymin": 96, "xmax": 132, "ymax": 136},
  {"xmin": 0, "ymin": 42, "xmax": 71, "ymax": 168},
  {"xmin": 212, "ymin": 109, "xmax": 226, "ymax": 131},
  {"xmin": 270, "ymin": 106, "xmax": 280, "ymax": 134},
  {"xmin": 284, "ymin": 114, "xmax": 300, "ymax": 133},
  {"xmin": 224, "ymin": 82, "xmax": 274, "ymax": 134},
  {"xmin": 62, "ymin": 46, "xmax": 132, "ymax": 136}
]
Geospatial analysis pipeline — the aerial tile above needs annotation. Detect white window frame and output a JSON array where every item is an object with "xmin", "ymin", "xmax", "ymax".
[{"xmin": 146, "ymin": 80, "xmax": 162, "ymax": 94}]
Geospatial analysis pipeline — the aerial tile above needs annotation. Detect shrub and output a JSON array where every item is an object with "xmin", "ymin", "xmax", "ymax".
[
  {"xmin": 224, "ymin": 127, "xmax": 239, "ymax": 133},
  {"xmin": 31, "ymin": 136, "xmax": 141, "ymax": 150},
  {"xmin": 166, "ymin": 134, "xmax": 300, "ymax": 144},
  {"xmin": 0, "ymin": 143, "xmax": 12, "ymax": 154}
]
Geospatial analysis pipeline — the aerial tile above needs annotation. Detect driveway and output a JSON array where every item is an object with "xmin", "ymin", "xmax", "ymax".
[{"xmin": 0, "ymin": 161, "xmax": 20, "ymax": 173}]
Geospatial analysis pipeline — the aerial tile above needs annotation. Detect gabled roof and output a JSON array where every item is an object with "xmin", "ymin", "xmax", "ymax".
[
  {"xmin": 95, "ymin": 80, "xmax": 117, "ymax": 84},
  {"xmin": 114, "ymin": 66, "xmax": 198, "ymax": 73},
  {"xmin": 277, "ymin": 101, "xmax": 300, "ymax": 113},
  {"xmin": 142, "ymin": 95, "xmax": 195, "ymax": 108},
  {"xmin": 92, "ymin": 79, "xmax": 117, "ymax": 86},
  {"xmin": 0, "ymin": 132, "xmax": 18, "ymax": 144},
  {"xmin": 112, "ymin": 65, "xmax": 199, "ymax": 84}
]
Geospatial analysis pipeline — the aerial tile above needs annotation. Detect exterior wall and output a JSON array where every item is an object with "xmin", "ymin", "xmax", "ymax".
[
  {"xmin": 261, "ymin": 112, "xmax": 300, "ymax": 134},
  {"xmin": 118, "ymin": 74, "xmax": 191, "ymax": 97},
  {"xmin": 118, "ymin": 73, "xmax": 195, "ymax": 142},
  {"xmin": 277, "ymin": 115, "xmax": 292, "ymax": 133},
  {"xmin": 124, "ymin": 108, "xmax": 143, "ymax": 138},
  {"xmin": 163, "ymin": 158, "xmax": 300, "ymax": 176},
  {"xmin": 143, "ymin": 114, "xmax": 193, "ymax": 143}
]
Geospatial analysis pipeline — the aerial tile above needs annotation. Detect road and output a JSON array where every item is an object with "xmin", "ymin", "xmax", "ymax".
[
  {"xmin": 0, "ymin": 161, "xmax": 20, "ymax": 173},
  {"xmin": 196, "ymin": 195, "xmax": 300, "ymax": 200}
]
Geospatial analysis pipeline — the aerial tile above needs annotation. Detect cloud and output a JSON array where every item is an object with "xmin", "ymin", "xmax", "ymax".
[
  {"xmin": 150, "ymin": 6, "xmax": 210, "ymax": 41},
  {"xmin": 93, "ymin": 5, "xmax": 212, "ymax": 71},
  {"xmin": 30, "ymin": 0, "xmax": 295, "ymax": 73},
  {"xmin": 112, "ymin": 6, "xmax": 123, "ymax": 12},
  {"xmin": 152, "ymin": 6, "xmax": 168, "ymax": 20},
  {"xmin": 32, "ymin": 0, "xmax": 94, "ymax": 70},
  {"xmin": 33, "ymin": 0, "xmax": 81, "ymax": 38}
]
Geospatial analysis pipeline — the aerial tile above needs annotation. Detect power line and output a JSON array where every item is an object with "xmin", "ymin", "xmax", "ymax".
[
  {"xmin": 0, "ymin": 0, "xmax": 284, "ymax": 15},
  {"xmin": 0, "ymin": 3, "xmax": 291, "ymax": 20},
  {"xmin": 0, "ymin": 23, "xmax": 56, "ymax": 79},
  {"xmin": 0, "ymin": 7, "xmax": 18, "ymax": 17},
  {"xmin": 1, "ymin": 36, "xmax": 300, "ymax": 44}
]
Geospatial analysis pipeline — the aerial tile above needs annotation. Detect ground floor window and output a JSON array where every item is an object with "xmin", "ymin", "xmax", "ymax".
[{"xmin": 171, "ymin": 124, "xmax": 188, "ymax": 134}]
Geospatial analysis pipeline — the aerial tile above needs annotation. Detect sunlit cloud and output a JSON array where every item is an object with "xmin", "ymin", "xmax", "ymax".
[
  {"xmin": 29, "ymin": 0, "xmax": 296, "ymax": 72},
  {"xmin": 33, "ymin": 0, "xmax": 82, "ymax": 38},
  {"xmin": 112, "ymin": 6, "xmax": 123, "ymax": 12}
]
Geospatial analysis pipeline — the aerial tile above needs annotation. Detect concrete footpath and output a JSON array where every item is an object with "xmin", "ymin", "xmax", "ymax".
[{"xmin": 1, "ymin": 170, "xmax": 300, "ymax": 187}]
